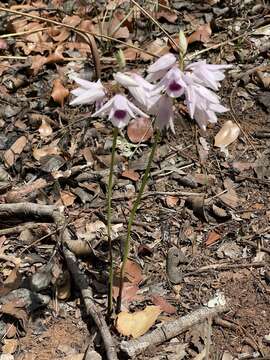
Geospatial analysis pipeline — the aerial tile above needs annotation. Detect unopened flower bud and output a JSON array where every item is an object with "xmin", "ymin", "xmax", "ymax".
[
  {"xmin": 179, "ymin": 30, "xmax": 188, "ymax": 56},
  {"xmin": 115, "ymin": 49, "xmax": 126, "ymax": 69}
]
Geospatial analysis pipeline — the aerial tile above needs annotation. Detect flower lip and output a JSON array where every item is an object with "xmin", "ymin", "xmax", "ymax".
[
  {"xmin": 169, "ymin": 81, "xmax": 182, "ymax": 92},
  {"xmin": 114, "ymin": 109, "xmax": 127, "ymax": 119}
]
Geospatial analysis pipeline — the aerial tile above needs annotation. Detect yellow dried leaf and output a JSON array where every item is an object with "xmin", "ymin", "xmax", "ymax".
[
  {"xmin": 116, "ymin": 305, "xmax": 161, "ymax": 338},
  {"xmin": 51, "ymin": 79, "xmax": 69, "ymax": 107}
]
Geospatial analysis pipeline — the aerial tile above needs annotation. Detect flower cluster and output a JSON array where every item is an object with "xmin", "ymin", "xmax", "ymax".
[{"xmin": 70, "ymin": 53, "xmax": 231, "ymax": 132}]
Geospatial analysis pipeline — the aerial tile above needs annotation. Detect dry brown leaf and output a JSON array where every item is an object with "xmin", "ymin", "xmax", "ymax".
[
  {"xmin": 219, "ymin": 178, "xmax": 239, "ymax": 209},
  {"xmin": 112, "ymin": 283, "xmax": 143, "ymax": 304},
  {"xmin": 116, "ymin": 306, "xmax": 161, "ymax": 338},
  {"xmin": 4, "ymin": 136, "xmax": 27, "ymax": 167},
  {"xmin": 51, "ymin": 79, "xmax": 69, "ymax": 107},
  {"xmin": 122, "ymin": 259, "xmax": 143, "ymax": 285},
  {"xmin": 56, "ymin": 270, "xmax": 71, "ymax": 300},
  {"xmin": 0, "ymin": 39, "xmax": 8, "ymax": 49},
  {"xmin": 165, "ymin": 195, "xmax": 179, "ymax": 208},
  {"xmin": 205, "ymin": 231, "xmax": 221, "ymax": 246},
  {"xmin": 32, "ymin": 145, "xmax": 60, "ymax": 161},
  {"xmin": 60, "ymin": 190, "xmax": 76, "ymax": 207},
  {"xmin": 141, "ymin": 38, "xmax": 170, "ymax": 61},
  {"xmin": 121, "ymin": 169, "xmax": 140, "ymax": 181},
  {"xmin": 188, "ymin": 23, "xmax": 212, "ymax": 44},
  {"xmin": 127, "ymin": 117, "xmax": 153, "ymax": 143},
  {"xmin": 38, "ymin": 118, "xmax": 53, "ymax": 137},
  {"xmin": 1, "ymin": 299, "xmax": 29, "ymax": 332},
  {"xmin": 30, "ymin": 52, "xmax": 64, "ymax": 75},
  {"xmin": 2, "ymin": 339, "xmax": 18, "ymax": 354},
  {"xmin": 214, "ymin": 121, "xmax": 240, "ymax": 155},
  {"xmin": 150, "ymin": 294, "xmax": 176, "ymax": 314},
  {"xmin": 156, "ymin": 10, "xmax": 177, "ymax": 23},
  {"xmin": 0, "ymin": 268, "xmax": 22, "ymax": 297}
]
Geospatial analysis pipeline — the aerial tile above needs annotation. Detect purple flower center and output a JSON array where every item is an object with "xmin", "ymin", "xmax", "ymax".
[
  {"xmin": 169, "ymin": 81, "xmax": 182, "ymax": 92},
  {"xmin": 114, "ymin": 109, "xmax": 127, "ymax": 119}
]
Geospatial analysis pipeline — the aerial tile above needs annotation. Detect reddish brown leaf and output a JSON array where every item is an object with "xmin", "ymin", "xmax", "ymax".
[
  {"xmin": 127, "ymin": 117, "xmax": 153, "ymax": 143},
  {"xmin": 188, "ymin": 23, "xmax": 212, "ymax": 44},
  {"xmin": 51, "ymin": 79, "xmax": 69, "ymax": 107},
  {"xmin": 150, "ymin": 294, "xmax": 177, "ymax": 314},
  {"xmin": 205, "ymin": 231, "xmax": 221, "ymax": 246},
  {"xmin": 121, "ymin": 169, "xmax": 140, "ymax": 181},
  {"xmin": 165, "ymin": 195, "xmax": 179, "ymax": 208},
  {"xmin": 124, "ymin": 260, "xmax": 143, "ymax": 284}
]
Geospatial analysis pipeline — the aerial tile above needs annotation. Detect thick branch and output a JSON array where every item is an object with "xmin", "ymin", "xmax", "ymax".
[
  {"xmin": 120, "ymin": 304, "xmax": 227, "ymax": 357},
  {"xmin": 0, "ymin": 203, "xmax": 57, "ymax": 224},
  {"xmin": 63, "ymin": 247, "xmax": 118, "ymax": 360}
]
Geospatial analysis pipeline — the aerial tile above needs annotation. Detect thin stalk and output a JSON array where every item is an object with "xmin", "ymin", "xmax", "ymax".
[
  {"xmin": 116, "ymin": 131, "xmax": 159, "ymax": 312},
  {"xmin": 107, "ymin": 127, "xmax": 118, "ymax": 315}
]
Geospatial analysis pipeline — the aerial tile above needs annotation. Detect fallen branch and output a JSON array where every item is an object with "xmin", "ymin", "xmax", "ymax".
[
  {"xmin": 0, "ymin": 203, "xmax": 57, "ymax": 224},
  {"xmin": 63, "ymin": 247, "xmax": 118, "ymax": 360},
  {"xmin": 120, "ymin": 304, "xmax": 227, "ymax": 357},
  {"xmin": 0, "ymin": 202, "xmax": 118, "ymax": 360}
]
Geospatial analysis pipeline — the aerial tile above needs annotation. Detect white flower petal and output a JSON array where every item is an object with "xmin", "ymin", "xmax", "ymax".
[
  {"xmin": 91, "ymin": 97, "xmax": 115, "ymax": 117},
  {"xmin": 114, "ymin": 72, "xmax": 139, "ymax": 87},
  {"xmin": 148, "ymin": 53, "xmax": 176, "ymax": 73},
  {"xmin": 70, "ymin": 89, "xmax": 105, "ymax": 106}
]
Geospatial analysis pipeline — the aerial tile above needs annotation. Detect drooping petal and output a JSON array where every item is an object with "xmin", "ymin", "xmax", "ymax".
[
  {"xmin": 128, "ymin": 99, "xmax": 149, "ymax": 118},
  {"xmin": 91, "ymin": 97, "xmax": 115, "ymax": 117},
  {"xmin": 70, "ymin": 77, "xmax": 106, "ymax": 106},
  {"xmin": 148, "ymin": 53, "xmax": 177, "ymax": 74},
  {"xmin": 114, "ymin": 72, "xmax": 139, "ymax": 87},
  {"xmin": 154, "ymin": 95, "xmax": 175, "ymax": 133},
  {"xmin": 70, "ymin": 88, "xmax": 105, "ymax": 106}
]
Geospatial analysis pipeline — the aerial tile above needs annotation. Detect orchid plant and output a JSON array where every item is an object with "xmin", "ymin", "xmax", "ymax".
[{"xmin": 69, "ymin": 31, "xmax": 231, "ymax": 314}]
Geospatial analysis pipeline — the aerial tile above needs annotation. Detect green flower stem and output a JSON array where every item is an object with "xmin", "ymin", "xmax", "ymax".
[
  {"xmin": 116, "ymin": 131, "xmax": 160, "ymax": 313},
  {"xmin": 107, "ymin": 127, "xmax": 118, "ymax": 315}
]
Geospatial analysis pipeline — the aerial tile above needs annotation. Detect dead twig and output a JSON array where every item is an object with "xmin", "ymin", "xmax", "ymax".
[
  {"xmin": 120, "ymin": 303, "xmax": 228, "ymax": 357},
  {"xmin": 0, "ymin": 202, "xmax": 118, "ymax": 360},
  {"xmin": 63, "ymin": 247, "xmax": 118, "ymax": 360}
]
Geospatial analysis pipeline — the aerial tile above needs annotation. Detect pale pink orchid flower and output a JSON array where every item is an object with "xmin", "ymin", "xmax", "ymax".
[
  {"xmin": 155, "ymin": 67, "xmax": 187, "ymax": 98},
  {"xmin": 183, "ymin": 73, "xmax": 228, "ymax": 130},
  {"xmin": 70, "ymin": 77, "xmax": 106, "ymax": 106},
  {"xmin": 91, "ymin": 94, "xmax": 148, "ymax": 129},
  {"xmin": 185, "ymin": 60, "xmax": 232, "ymax": 91},
  {"xmin": 151, "ymin": 95, "xmax": 175, "ymax": 134},
  {"xmin": 146, "ymin": 53, "xmax": 177, "ymax": 82},
  {"xmin": 114, "ymin": 72, "xmax": 158, "ymax": 111}
]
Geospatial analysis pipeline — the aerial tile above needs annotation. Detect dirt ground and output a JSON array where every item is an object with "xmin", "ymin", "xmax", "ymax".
[{"xmin": 0, "ymin": 0, "xmax": 270, "ymax": 359}]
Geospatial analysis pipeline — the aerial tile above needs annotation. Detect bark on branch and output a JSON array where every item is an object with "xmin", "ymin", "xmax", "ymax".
[{"xmin": 120, "ymin": 304, "xmax": 228, "ymax": 357}]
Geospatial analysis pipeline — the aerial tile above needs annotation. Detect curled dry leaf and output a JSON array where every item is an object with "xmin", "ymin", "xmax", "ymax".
[
  {"xmin": 116, "ymin": 305, "xmax": 161, "ymax": 338},
  {"xmin": 51, "ymin": 79, "xmax": 69, "ymax": 107},
  {"xmin": 214, "ymin": 120, "xmax": 240, "ymax": 155},
  {"xmin": 121, "ymin": 169, "xmax": 140, "ymax": 181},
  {"xmin": 32, "ymin": 146, "xmax": 60, "ymax": 161},
  {"xmin": 60, "ymin": 190, "xmax": 76, "ymax": 207},
  {"xmin": 122, "ymin": 259, "xmax": 143, "ymax": 285},
  {"xmin": 38, "ymin": 118, "xmax": 53, "ymax": 137},
  {"xmin": 205, "ymin": 231, "xmax": 221, "ymax": 246},
  {"xmin": 127, "ymin": 117, "xmax": 153, "ymax": 143},
  {"xmin": 30, "ymin": 51, "xmax": 64, "ymax": 75},
  {"xmin": 150, "ymin": 294, "xmax": 177, "ymax": 314},
  {"xmin": 141, "ymin": 38, "xmax": 170, "ymax": 61},
  {"xmin": 188, "ymin": 23, "xmax": 212, "ymax": 44},
  {"xmin": 4, "ymin": 136, "xmax": 27, "ymax": 167}
]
